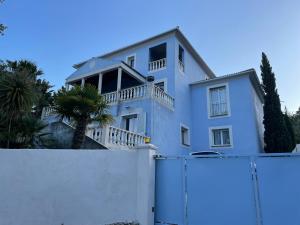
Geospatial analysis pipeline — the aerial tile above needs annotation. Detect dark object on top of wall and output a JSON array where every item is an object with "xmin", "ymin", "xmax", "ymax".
[{"xmin": 146, "ymin": 76, "xmax": 155, "ymax": 82}]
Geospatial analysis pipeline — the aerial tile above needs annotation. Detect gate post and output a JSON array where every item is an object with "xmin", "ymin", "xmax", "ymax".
[{"xmin": 135, "ymin": 144, "xmax": 157, "ymax": 225}]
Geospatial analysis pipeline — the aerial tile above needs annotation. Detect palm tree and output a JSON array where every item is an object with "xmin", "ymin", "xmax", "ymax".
[
  {"xmin": 17, "ymin": 115, "xmax": 49, "ymax": 148},
  {"xmin": 53, "ymin": 84, "xmax": 113, "ymax": 149},
  {"xmin": 33, "ymin": 79, "xmax": 53, "ymax": 118},
  {"xmin": 0, "ymin": 67, "xmax": 36, "ymax": 148},
  {"xmin": 0, "ymin": 115, "xmax": 49, "ymax": 148},
  {"xmin": 5, "ymin": 60, "xmax": 43, "ymax": 79}
]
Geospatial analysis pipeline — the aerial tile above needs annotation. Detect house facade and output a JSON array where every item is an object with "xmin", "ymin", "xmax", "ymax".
[{"xmin": 45, "ymin": 27, "xmax": 264, "ymax": 155}]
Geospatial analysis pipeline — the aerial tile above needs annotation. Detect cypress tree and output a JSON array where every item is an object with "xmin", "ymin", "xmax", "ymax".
[
  {"xmin": 291, "ymin": 107, "xmax": 300, "ymax": 143},
  {"xmin": 260, "ymin": 52, "xmax": 292, "ymax": 153}
]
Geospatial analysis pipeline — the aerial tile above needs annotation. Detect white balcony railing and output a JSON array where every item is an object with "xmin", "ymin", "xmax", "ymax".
[
  {"xmin": 102, "ymin": 91, "xmax": 118, "ymax": 104},
  {"xmin": 102, "ymin": 83, "xmax": 174, "ymax": 109},
  {"xmin": 87, "ymin": 125, "xmax": 146, "ymax": 148},
  {"xmin": 119, "ymin": 84, "xmax": 147, "ymax": 101},
  {"xmin": 149, "ymin": 58, "xmax": 166, "ymax": 72},
  {"xmin": 152, "ymin": 85, "xmax": 175, "ymax": 107}
]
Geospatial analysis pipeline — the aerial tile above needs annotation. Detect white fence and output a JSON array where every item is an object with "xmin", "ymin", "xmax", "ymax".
[{"xmin": 0, "ymin": 145, "xmax": 157, "ymax": 225}]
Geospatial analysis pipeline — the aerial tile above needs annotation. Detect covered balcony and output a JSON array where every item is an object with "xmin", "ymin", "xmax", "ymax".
[
  {"xmin": 65, "ymin": 58, "xmax": 174, "ymax": 109},
  {"xmin": 43, "ymin": 58, "xmax": 174, "ymax": 149}
]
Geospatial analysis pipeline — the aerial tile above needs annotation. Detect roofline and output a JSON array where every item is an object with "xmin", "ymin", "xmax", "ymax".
[
  {"xmin": 190, "ymin": 69, "xmax": 255, "ymax": 85},
  {"xmin": 174, "ymin": 30, "xmax": 215, "ymax": 78},
  {"xmin": 66, "ymin": 62, "xmax": 146, "ymax": 83},
  {"xmin": 190, "ymin": 69, "xmax": 264, "ymax": 102},
  {"xmin": 72, "ymin": 27, "xmax": 215, "ymax": 78},
  {"xmin": 73, "ymin": 27, "xmax": 179, "ymax": 69}
]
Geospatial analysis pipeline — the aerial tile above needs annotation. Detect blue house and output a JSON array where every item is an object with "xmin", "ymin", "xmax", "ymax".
[{"xmin": 45, "ymin": 27, "xmax": 264, "ymax": 155}]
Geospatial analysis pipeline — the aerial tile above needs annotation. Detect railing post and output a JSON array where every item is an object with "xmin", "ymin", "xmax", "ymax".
[
  {"xmin": 101, "ymin": 125, "xmax": 110, "ymax": 146},
  {"xmin": 41, "ymin": 107, "xmax": 46, "ymax": 120},
  {"xmin": 147, "ymin": 82, "xmax": 154, "ymax": 98}
]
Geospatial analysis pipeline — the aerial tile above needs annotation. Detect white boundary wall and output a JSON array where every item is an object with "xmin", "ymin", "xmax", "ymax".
[{"xmin": 0, "ymin": 145, "xmax": 157, "ymax": 225}]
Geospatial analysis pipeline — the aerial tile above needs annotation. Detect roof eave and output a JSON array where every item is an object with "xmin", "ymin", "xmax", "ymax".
[
  {"xmin": 73, "ymin": 27, "xmax": 180, "ymax": 69},
  {"xmin": 174, "ymin": 31, "xmax": 215, "ymax": 78},
  {"xmin": 66, "ymin": 62, "xmax": 146, "ymax": 84},
  {"xmin": 190, "ymin": 69, "xmax": 264, "ymax": 103}
]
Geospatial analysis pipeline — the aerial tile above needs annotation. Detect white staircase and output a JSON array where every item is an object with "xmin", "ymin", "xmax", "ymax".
[
  {"xmin": 41, "ymin": 107, "xmax": 147, "ymax": 149},
  {"xmin": 86, "ymin": 125, "xmax": 146, "ymax": 149}
]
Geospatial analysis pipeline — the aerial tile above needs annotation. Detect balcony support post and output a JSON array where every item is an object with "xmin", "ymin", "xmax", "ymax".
[
  {"xmin": 116, "ymin": 67, "xmax": 122, "ymax": 101},
  {"xmin": 81, "ymin": 78, "xmax": 85, "ymax": 89},
  {"xmin": 117, "ymin": 67, "xmax": 122, "ymax": 91},
  {"xmin": 65, "ymin": 83, "xmax": 70, "ymax": 91},
  {"xmin": 98, "ymin": 72, "xmax": 103, "ymax": 94}
]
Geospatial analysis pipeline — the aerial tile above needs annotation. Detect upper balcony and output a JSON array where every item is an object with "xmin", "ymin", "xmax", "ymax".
[{"xmin": 148, "ymin": 43, "xmax": 167, "ymax": 72}]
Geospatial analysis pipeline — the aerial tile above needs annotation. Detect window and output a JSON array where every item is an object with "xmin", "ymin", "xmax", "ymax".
[
  {"xmin": 178, "ymin": 45, "xmax": 184, "ymax": 72},
  {"xmin": 155, "ymin": 82, "xmax": 165, "ymax": 91},
  {"xmin": 208, "ymin": 84, "xmax": 229, "ymax": 117},
  {"xmin": 154, "ymin": 79, "xmax": 167, "ymax": 92},
  {"xmin": 180, "ymin": 124, "xmax": 190, "ymax": 146},
  {"xmin": 210, "ymin": 126, "xmax": 232, "ymax": 147},
  {"xmin": 122, "ymin": 114, "xmax": 137, "ymax": 132},
  {"xmin": 149, "ymin": 43, "xmax": 167, "ymax": 62},
  {"xmin": 149, "ymin": 43, "xmax": 167, "ymax": 71},
  {"xmin": 127, "ymin": 55, "xmax": 135, "ymax": 68}
]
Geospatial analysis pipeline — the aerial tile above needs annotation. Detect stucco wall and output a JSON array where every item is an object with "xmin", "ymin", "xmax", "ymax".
[
  {"xmin": 172, "ymin": 39, "xmax": 209, "ymax": 155},
  {"xmin": 0, "ymin": 146, "xmax": 156, "ymax": 225},
  {"xmin": 251, "ymin": 84, "xmax": 264, "ymax": 152}
]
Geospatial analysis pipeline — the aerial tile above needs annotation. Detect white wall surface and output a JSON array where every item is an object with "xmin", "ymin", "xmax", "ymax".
[{"xmin": 0, "ymin": 145, "xmax": 157, "ymax": 225}]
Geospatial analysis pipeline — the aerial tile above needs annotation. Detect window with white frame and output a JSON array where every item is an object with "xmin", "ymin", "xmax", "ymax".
[
  {"xmin": 180, "ymin": 124, "xmax": 190, "ymax": 146},
  {"xmin": 127, "ymin": 55, "xmax": 135, "ymax": 68},
  {"xmin": 122, "ymin": 114, "xmax": 138, "ymax": 133},
  {"xmin": 210, "ymin": 127, "xmax": 232, "ymax": 147},
  {"xmin": 209, "ymin": 85, "xmax": 229, "ymax": 117}
]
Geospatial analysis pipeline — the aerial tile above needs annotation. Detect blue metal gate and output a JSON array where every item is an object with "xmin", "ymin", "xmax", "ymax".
[{"xmin": 155, "ymin": 154, "xmax": 300, "ymax": 225}]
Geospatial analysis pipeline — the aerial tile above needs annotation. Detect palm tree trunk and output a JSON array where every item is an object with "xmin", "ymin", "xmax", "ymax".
[
  {"xmin": 6, "ymin": 115, "xmax": 13, "ymax": 148},
  {"xmin": 72, "ymin": 118, "xmax": 88, "ymax": 149}
]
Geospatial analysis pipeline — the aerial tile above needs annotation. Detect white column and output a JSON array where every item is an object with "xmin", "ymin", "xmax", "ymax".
[
  {"xmin": 98, "ymin": 73, "xmax": 103, "ymax": 94},
  {"xmin": 81, "ymin": 78, "xmax": 85, "ymax": 88},
  {"xmin": 65, "ymin": 83, "xmax": 70, "ymax": 91},
  {"xmin": 117, "ymin": 67, "xmax": 122, "ymax": 91}
]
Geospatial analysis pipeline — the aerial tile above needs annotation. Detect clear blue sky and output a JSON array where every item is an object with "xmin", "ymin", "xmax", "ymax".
[{"xmin": 1, "ymin": 0, "xmax": 299, "ymax": 112}]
